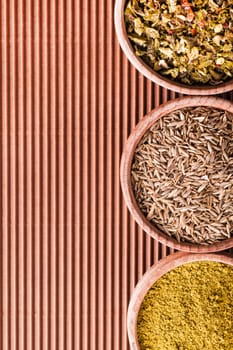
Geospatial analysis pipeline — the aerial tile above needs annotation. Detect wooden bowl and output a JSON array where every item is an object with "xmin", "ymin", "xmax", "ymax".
[
  {"xmin": 120, "ymin": 96, "xmax": 233, "ymax": 252},
  {"xmin": 128, "ymin": 251, "xmax": 233, "ymax": 350},
  {"xmin": 114, "ymin": 0, "xmax": 233, "ymax": 95}
]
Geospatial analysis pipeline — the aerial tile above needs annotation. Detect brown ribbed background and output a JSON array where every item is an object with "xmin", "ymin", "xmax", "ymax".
[{"xmin": 0, "ymin": 1, "xmax": 233, "ymax": 349}]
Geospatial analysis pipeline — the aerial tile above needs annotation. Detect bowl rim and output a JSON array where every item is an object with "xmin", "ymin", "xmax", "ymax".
[
  {"xmin": 120, "ymin": 96, "xmax": 233, "ymax": 253},
  {"xmin": 127, "ymin": 251, "xmax": 233, "ymax": 350},
  {"xmin": 114, "ymin": 0, "xmax": 233, "ymax": 95}
]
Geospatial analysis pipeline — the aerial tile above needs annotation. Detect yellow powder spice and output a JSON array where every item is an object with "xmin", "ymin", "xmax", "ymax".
[{"xmin": 137, "ymin": 261, "xmax": 233, "ymax": 350}]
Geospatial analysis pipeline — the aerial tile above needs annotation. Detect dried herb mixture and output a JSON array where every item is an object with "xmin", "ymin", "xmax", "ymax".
[
  {"xmin": 131, "ymin": 107, "xmax": 233, "ymax": 244},
  {"xmin": 137, "ymin": 261, "xmax": 233, "ymax": 350},
  {"xmin": 125, "ymin": 0, "xmax": 233, "ymax": 85}
]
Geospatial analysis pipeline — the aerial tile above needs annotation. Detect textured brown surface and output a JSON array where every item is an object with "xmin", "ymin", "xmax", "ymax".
[{"xmin": 0, "ymin": 1, "xmax": 232, "ymax": 350}]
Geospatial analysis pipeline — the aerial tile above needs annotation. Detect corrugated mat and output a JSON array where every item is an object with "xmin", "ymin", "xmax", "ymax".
[{"xmin": 0, "ymin": 1, "xmax": 233, "ymax": 349}]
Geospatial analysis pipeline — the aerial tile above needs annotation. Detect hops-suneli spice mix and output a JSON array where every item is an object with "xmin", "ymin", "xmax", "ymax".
[{"xmin": 125, "ymin": 0, "xmax": 233, "ymax": 85}]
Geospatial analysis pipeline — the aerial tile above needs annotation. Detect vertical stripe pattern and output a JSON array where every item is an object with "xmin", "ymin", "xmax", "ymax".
[{"xmin": 0, "ymin": 1, "xmax": 233, "ymax": 349}]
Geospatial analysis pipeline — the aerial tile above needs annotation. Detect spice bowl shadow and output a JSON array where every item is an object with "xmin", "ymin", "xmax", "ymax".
[
  {"xmin": 114, "ymin": 0, "xmax": 233, "ymax": 95},
  {"xmin": 120, "ymin": 96, "xmax": 233, "ymax": 253},
  {"xmin": 128, "ymin": 251, "xmax": 233, "ymax": 350}
]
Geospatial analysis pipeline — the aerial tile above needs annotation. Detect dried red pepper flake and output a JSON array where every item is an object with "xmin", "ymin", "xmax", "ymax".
[{"xmin": 191, "ymin": 28, "xmax": 197, "ymax": 36}]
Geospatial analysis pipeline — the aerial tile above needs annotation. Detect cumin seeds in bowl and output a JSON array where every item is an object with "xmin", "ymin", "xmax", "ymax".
[{"xmin": 121, "ymin": 97, "xmax": 233, "ymax": 252}]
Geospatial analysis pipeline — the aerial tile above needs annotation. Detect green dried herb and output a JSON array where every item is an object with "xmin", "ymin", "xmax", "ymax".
[
  {"xmin": 137, "ymin": 261, "xmax": 233, "ymax": 350},
  {"xmin": 125, "ymin": 0, "xmax": 233, "ymax": 85}
]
